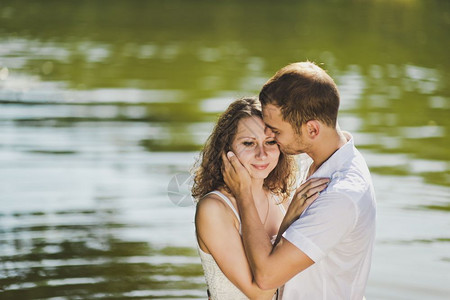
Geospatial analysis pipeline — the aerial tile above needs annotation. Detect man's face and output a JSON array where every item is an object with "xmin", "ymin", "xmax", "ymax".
[{"xmin": 262, "ymin": 104, "xmax": 308, "ymax": 155}]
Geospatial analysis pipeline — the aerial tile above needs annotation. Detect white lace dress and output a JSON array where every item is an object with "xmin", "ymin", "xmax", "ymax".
[{"xmin": 197, "ymin": 191, "xmax": 285, "ymax": 300}]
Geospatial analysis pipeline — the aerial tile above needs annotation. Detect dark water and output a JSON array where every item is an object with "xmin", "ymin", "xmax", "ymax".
[{"xmin": 0, "ymin": 0, "xmax": 449, "ymax": 299}]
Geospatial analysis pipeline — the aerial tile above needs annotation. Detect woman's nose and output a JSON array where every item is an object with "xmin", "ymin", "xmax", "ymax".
[{"xmin": 256, "ymin": 145, "xmax": 268, "ymax": 159}]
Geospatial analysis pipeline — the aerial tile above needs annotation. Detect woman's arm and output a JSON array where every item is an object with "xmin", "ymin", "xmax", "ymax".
[
  {"xmin": 273, "ymin": 178, "xmax": 329, "ymax": 247},
  {"xmin": 195, "ymin": 195, "xmax": 277, "ymax": 299}
]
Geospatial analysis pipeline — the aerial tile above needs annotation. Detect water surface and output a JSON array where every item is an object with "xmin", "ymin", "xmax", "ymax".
[{"xmin": 0, "ymin": 1, "xmax": 449, "ymax": 299}]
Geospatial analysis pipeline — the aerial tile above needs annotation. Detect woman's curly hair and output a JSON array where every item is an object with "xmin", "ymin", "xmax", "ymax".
[{"xmin": 191, "ymin": 96, "xmax": 297, "ymax": 203}]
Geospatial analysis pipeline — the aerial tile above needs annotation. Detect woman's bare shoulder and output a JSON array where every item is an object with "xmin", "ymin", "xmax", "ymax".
[
  {"xmin": 195, "ymin": 192, "xmax": 239, "ymax": 232},
  {"xmin": 196, "ymin": 193, "xmax": 230, "ymax": 220}
]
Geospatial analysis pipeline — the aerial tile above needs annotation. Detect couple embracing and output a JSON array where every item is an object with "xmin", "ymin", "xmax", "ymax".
[{"xmin": 191, "ymin": 62, "xmax": 376, "ymax": 299}]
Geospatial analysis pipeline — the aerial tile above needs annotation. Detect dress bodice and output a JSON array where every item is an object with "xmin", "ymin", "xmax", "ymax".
[{"xmin": 197, "ymin": 190, "xmax": 285, "ymax": 300}]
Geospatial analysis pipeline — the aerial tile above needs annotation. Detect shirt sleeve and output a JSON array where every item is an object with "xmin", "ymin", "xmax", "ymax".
[{"xmin": 282, "ymin": 191, "xmax": 357, "ymax": 262}]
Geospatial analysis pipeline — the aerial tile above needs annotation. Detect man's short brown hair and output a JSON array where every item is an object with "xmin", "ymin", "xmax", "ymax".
[{"xmin": 259, "ymin": 61, "xmax": 340, "ymax": 133}]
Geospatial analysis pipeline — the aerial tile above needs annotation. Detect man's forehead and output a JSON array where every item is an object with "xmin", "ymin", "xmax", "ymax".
[
  {"xmin": 262, "ymin": 104, "xmax": 282, "ymax": 127},
  {"xmin": 262, "ymin": 104, "xmax": 282, "ymax": 118}
]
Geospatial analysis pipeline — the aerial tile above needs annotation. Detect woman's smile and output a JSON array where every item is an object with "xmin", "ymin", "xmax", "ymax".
[{"xmin": 251, "ymin": 163, "xmax": 269, "ymax": 170}]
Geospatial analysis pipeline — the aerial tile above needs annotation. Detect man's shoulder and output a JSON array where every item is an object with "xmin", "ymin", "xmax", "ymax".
[
  {"xmin": 323, "ymin": 166, "xmax": 376, "ymax": 217},
  {"xmin": 307, "ymin": 190, "xmax": 356, "ymax": 218},
  {"xmin": 331, "ymin": 150, "xmax": 373, "ymax": 196},
  {"xmin": 332, "ymin": 171, "xmax": 369, "ymax": 195}
]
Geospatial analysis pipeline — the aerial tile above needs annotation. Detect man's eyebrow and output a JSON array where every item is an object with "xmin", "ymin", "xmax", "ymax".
[{"xmin": 265, "ymin": 123, "xmax": 279, "ymax": 131}]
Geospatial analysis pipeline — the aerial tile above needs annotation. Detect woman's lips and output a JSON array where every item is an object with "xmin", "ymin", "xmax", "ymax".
[{"xmin": 251, "ymin": 163, "xmax": 269, "ymax": 170}]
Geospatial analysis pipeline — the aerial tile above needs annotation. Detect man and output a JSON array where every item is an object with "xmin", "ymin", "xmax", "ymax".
[{"xmin": 222, "ymin": 61, "xmax": 376, "ymax": 299}]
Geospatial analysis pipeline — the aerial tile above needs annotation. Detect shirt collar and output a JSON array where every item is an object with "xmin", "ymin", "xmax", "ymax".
[{"xmin": 309, "ymin": 132, "xmax": 355, "ymax": 181}]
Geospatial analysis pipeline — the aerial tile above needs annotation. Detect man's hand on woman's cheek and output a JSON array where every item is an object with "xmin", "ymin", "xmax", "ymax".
[{"xmin": 221, "ymin": 151, "xmax": 252, "ymax": 198}]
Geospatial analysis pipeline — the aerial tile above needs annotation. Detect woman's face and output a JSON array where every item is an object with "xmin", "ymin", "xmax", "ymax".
[{"xmin": 231, "ymin": 116, "xmax": 280, "ymax": 179}]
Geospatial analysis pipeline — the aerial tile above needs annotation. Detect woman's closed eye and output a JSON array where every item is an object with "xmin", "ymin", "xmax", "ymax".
[
  {"xmin": 266, "ymin": 140, "xmax": 277, "ymax": 146},
  {"xmin": 242, "ymin": 140, "xmax": 277, "ymax": 147}
]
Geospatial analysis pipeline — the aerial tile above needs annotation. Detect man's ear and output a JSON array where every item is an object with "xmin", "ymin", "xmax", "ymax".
[{"xmin": 305, "ymin": 120, "xmax": 320, "ymax": 139}]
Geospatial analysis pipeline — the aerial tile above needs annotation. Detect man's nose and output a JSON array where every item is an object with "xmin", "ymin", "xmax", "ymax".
[{"xmin": 264, "ymin": 127, "xmax": 275, "ymax": 138}]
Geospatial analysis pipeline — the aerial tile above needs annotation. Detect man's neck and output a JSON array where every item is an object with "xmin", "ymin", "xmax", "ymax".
[{"xmin": 308, "ymin": 129, "xmax": 348, "ymax": 176}]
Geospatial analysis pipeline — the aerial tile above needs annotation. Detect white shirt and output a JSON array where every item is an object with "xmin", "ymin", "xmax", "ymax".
[{"xmin": 282, "ymin": 134, "xmax": 376, "ymax": 300}]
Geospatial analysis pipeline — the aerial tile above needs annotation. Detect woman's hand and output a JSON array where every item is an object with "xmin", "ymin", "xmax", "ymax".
[{"xmin": 273, "ymin": 178, "xmax": 330, "ymax": 247}]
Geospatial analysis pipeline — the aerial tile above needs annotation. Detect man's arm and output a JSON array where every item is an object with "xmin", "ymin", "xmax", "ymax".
[
  {"xmin": 222, "ymin": 151, "xmax": 328, "ymax": 289},
  {"xmin": 196, "ymin": 195, "xmax": 276, "ymax": 298},
  {"xmin": 235, "ymin": 190, "xmax": 314, "ymax": 289}
]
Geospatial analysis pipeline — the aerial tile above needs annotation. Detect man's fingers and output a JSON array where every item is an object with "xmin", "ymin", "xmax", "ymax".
[
  {"xmin": 222, "ymin": 151, "xmax": 233, "ymax": 172},
  {"xmin": 221, "ymin": 152, "xmax": 235, "ymax": 186},
  {"xmin": 226, "ymin": 151, "xmax": 242, "ymax": 171}
]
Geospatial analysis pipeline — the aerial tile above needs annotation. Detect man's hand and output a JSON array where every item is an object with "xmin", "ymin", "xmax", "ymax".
[
  {"xmin": 273, "ymin": 178, "xmax": 330, "ymax": 247},
  {"xmin": 222, "ymin": 151, "xmax": 252, "ymax": 198}
]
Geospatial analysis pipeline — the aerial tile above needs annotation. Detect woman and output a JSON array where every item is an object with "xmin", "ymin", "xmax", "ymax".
[{"xmin": 192, "ymin": 97, "xmax": 327, "ymax": 299}]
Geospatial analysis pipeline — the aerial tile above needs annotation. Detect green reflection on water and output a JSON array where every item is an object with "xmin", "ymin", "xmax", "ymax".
[
  {"xmin": 422, "ymin": 203, "xmax": 450, "ymax": 212},
  {"xmin": 0, "ymin": 217, "xmax": 205, "ymax": 299},
  {"xmin": 1, "ymin": 0, "xmax": 449, "ymax": 183}
]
